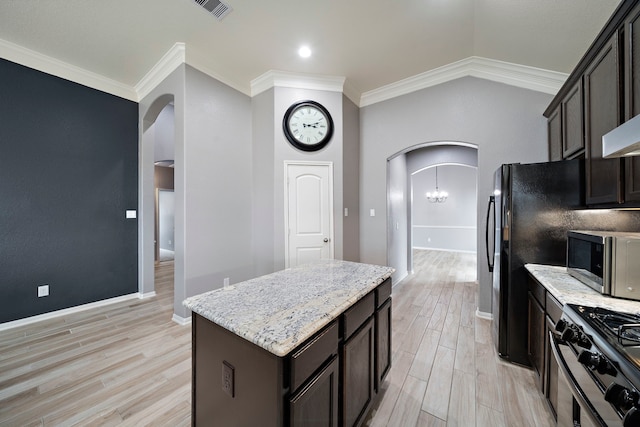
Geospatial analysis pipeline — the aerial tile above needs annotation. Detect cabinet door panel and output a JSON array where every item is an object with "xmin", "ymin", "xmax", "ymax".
[
  {"xmin": 375, "ymin": 298, "xmax": 392, "ymax": 391},
  {"xmin": 528, "ymin": 292, "xmax": 545, "ymax": 387},
  {"xmin": 562, "ymin": 81, "xmax": 584, "ymax": 158},
  {"xmin": 290, "ymin": 356, "xmax": 339, "ymax": 427},
  {"xmin": 625, "ymin": 3, "xmax": 640, "ymax": 202},
  {"xmin": 546, "ymin": 318, "xmax": 559, "ymax": 420},
  {"xmin": 584, "ymin": 34, "xmax": 623, "ymax": 204},
  {"xmin": 342, "ymin": 317, "xmax": 374, "ymax": 427},
  {"xmin": 548, "ymin": 106, "xmax": 562, "ymax": 161}
]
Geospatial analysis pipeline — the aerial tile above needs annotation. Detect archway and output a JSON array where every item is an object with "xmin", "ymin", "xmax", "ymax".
[
  {"xmin": 387, "ymin": 142, "xmax": 478, "ymax": 284},
  {"xmin": 140, "ymin": 94, "xmax": 176, "ymax": 302}
]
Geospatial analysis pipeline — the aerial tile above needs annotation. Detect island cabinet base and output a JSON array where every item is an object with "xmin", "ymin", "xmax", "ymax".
[
  {"xmin": 192, "ymin": 313, "xmax": 285, "ymax": 426},
  {"xmin": 191, "ymin": 277, "xmax": 393, "ymax": 427}
]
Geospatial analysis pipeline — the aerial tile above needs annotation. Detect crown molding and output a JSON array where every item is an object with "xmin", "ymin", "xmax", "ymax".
[
  {"xmin": 251, "ymin": 70, "xmax": 346, "ymax": 97},
  {"xmin": 135, "ymin": 43, "xmax": 186, "ymax": 101},
  {"xmin": 359, "ymin": 56, "xmax": 569, "ymax": 107},
  {"xmin": 0, "ymin": 39, "xmax": 569, "ymax": 109},
  {"xmin": 0, "ymin": 38, "xmax": 137, "ymax": 101}
]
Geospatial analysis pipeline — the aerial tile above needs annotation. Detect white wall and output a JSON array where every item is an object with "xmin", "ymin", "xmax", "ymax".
[
  {"xmin": 360, "ymin": 76, "xmax": 552, "ymax": 314},
  {"xmin": 140, "ymin": 65, "xmax": 254, "ymax": 320},
  {"xmin": 153, "ymin": 104, "xmax": 175, "ymax": 162},
  {"xmin": 412, "ymin": 165, "xmax": 477, "ymax": 252},
  {"xmin": 182, "ymin": 65, "xmax": 253, "ymax": 302},
  {"xmin": 387, "ymin": 154, "xmax": 409, "ymax": 283},
  {"xmin": 252, "ymin": 87, "xmax": 345, "ymax": 274},
  {"xmin": 343, "ymin": 95, "xmax": 360, "ymax": 262}
]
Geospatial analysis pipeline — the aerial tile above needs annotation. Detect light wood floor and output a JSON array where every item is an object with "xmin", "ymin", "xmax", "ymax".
[{"xmin": 0, "ymin": 251, "xmax": 555, "ymax": 426}]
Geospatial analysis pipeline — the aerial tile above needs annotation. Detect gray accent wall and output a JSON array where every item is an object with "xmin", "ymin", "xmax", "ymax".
[
  {"xmin": 360, "ymin": 76, "xmax": 553, "ymax": 314},
  {"xmin": 0, "ymin": 58, "xmax": 138, "ymax": 323}
]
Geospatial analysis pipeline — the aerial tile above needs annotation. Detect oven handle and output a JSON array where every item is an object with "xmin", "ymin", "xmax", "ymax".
[{"xmin": 549, "ymin": 331, "xmax": 608, "ymax": 427}]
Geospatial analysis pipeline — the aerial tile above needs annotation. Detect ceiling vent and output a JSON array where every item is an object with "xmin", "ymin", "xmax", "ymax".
[{"xmin": 193, "ymin": 0, "xmax": 233, "ymax": 21}]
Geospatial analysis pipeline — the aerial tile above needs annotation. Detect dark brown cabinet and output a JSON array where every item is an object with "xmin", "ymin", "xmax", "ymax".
[
  {"xmin": 624, "ymin": 3, "xmax": 640, "ymax": 203},
  {"xmin": 584, "ymin": 34, "xmax": 623, "ymax": 205},
  {"xmin": 547, "ymin": 105, "xmax": 562, "ymax": 161},
  {"xmin": 546, "ymin": 81, "xmax": 583, "ymax": 162},
  {"xmin": 375, "ymin": 298, "xmax": 392, "ymax": 391},
  {"xmin": 528, "ymin": 290, "xmax": 545, "ymax": 383},
  {"xmin": 527, "ymin": 277, "xmax": 546, "ymax": 386},
  {"xmin": 562, "ymin": 82, "xmax": 585, "ymax": 159},
  {"xmin": 342, "ymin": 317, "xmax": 375, "ymax": 427},
  {"xmin": 527, "ymin": 273, "xmax": 563, "ymax": 421},
  {"xmin": 192, "ymin": 278, "xmax": 392, "ymax": 427},
  {"xmin": 544, "ymin": 0, "xmax": 640, "ymax": 207},
  {"xmin": 290, "ymin": 356, "xmax": 339, "ymax": 427}
]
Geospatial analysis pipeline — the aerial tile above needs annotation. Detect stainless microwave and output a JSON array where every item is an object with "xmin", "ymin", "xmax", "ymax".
[{"xmin": 567, "ymin": 230, "xmax": 640, "ymax": 300}]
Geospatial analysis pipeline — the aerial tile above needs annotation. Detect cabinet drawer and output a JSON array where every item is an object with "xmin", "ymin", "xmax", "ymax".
[
  {"xmin": 290, "ymin": 322, "xmax": 339, "ymax": 392},
  {"xmin": 528, "ymin": 276, "xmax": 546, "ymax": 307},
  {"xmin": 546, "ymin": 293, "xmax": 563, "ymax": 325},
  {"xmin": 376, "ymin": 278, "xmax": 392, "ymax": 308},
  {"xmin": 343, "ymin": 291, "xmax": 375, "ymax": 340}
]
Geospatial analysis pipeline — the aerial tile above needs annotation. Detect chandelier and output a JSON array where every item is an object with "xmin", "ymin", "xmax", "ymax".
[{"xmin": 426, "ymin": 166, "xmax": 448, "ymax": 203}]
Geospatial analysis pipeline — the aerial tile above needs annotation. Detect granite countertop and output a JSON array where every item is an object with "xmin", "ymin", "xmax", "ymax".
[
  {"xmin": 525, "ymin": 264, "xmax": 640, "ymax": 315},
  {"xmin": 183, "ymin": 260, "xmax": 394, "ymax": 357}
]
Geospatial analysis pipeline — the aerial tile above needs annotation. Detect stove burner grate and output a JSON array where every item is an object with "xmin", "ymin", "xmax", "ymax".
[{"xmin": 589, "ymin": 310, "xmax": 640, "ymax": 345}]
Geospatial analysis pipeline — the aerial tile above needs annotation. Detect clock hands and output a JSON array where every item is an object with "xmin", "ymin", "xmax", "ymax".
[{"xmin": 302, "ymin": 122, "xmax": 322, "ymax": 128}]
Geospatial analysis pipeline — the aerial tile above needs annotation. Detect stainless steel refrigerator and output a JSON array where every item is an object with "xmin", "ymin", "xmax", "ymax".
[{"xmin": 486, "ymin": 160, "xmax": 585, "ymax": 366}]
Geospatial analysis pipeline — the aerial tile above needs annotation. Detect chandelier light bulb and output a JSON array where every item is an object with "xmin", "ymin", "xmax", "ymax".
[{"xmin": 426, "ymin": 166, "xmax": 448, "ymax": 203}]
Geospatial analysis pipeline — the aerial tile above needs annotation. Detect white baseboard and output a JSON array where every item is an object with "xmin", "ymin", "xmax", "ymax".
[
  {"xmin": 412, "ymin": 247, "xmax": 477, "ymax": 254},
  {"xmin": 392, "ymin": 270, "xmax": 409, "ymax": 287},
  {"xmin": 475, "ymin": 309, "xmax": 493, "ymax": 320},
  {"xmin": 172, "ymin": 314, "xmax": 192, "ymax": 326},
  {"xmin": 0, "ymin": 293, "xmax": 140, "ymax": 331}
]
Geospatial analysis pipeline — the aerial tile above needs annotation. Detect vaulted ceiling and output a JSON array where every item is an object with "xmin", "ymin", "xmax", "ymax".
[{"xmin": 0, "ymin": 0, "xmax": 621, "ymax": 102}]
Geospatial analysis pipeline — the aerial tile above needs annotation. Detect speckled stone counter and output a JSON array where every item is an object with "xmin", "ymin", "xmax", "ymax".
[
  {"xmin": 183, "ymin": 260, "xmax": 394, "ymax": 357},
  {"xmin": 525, "ymin": 263, "xmax": 640, "ymax": 315}
]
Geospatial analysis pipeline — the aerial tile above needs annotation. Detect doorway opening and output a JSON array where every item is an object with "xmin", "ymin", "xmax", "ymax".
[
  {"xmin": 387, "ymin": 142, "xmax": 478, "ymax": 284},
  {"xmin": 141, "ymin": 95, "xmax": 176, "ymax": 306}
]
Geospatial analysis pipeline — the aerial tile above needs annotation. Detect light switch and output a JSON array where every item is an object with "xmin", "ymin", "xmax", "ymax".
[
  {"xmin": 126, "ymin": 210, "xmax": 137, "ymax": 219},
  {"xmin": 370, "ymin": 209, "xmax": 375, "ymax": 217},
  {"xmin": 344, "ymin": 208, "xmax": 349, "ymax": 217}
]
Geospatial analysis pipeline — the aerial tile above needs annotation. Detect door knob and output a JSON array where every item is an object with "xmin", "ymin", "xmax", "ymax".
[{"xmin": 323, "ymin": 238, "xmax": 329, "ymax": 242}]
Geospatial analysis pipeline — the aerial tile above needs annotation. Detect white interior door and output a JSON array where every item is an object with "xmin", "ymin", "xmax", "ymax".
[{"xmin": 285, "ymin": 162, "xmax": 334, "ymax": 268}]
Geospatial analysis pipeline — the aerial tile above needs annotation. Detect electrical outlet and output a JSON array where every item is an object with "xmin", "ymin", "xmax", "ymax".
[
  {"xmin": 223, "ymin": 277, "xmax": 230, "ymax": 288},
  {"xmin": 222, "ymin": 361, "xmax": 234, "ymax": 397},
  {"xmin": 37, "ymin": 284, "xmax": 49, "ymax": 297}
]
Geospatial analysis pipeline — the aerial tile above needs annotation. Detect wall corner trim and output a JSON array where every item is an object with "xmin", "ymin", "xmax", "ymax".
[
  {"xmin": 359, "ymin": 56, "xmax": 569, "ymax": 107},
  {"xmin": 251, "ymin": 70, "xmax": 346, "ymax": 97},
  {"xmin": 475, "ymin": 309, "xmax": 493, "ymax": 321},
  {"xmin": 0, "ymin": 37, "xmax": 137, "ymax": 101},
  {"xmin": 138, "ymin": 291, "xmax": 157, "ymax": 299},
  {"xmin": 135, "ymin": 42, "xmax": 186, "ymax": 101},
  {"xmin": 172, "ymin": 313, "xmax": 192, "ymax": 326}
]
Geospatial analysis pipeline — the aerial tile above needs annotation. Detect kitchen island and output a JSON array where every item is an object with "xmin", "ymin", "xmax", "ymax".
[{"xmin": 183, "ymin": 260, "xmax": 394, "ymax": 427}]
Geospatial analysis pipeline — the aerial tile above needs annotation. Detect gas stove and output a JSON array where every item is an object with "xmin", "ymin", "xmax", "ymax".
[{"xmin": 554, "ymin": 304, "xmax": 640, "ymax": 426}]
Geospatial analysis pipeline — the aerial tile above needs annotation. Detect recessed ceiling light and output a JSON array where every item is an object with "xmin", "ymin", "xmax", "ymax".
[{"xmin": 298, "ymin": 46, "xmax": 312, "ymax": 58}]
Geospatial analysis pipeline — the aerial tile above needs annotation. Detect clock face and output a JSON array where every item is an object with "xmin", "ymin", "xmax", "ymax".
[{"xmin": 283, "ymin": 100, "xmax": 334, "ymax": 152}]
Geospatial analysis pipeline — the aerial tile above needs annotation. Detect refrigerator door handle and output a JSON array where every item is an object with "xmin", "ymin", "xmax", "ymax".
[{"xmin": 485, "ymin": 195, "xmax": 495, "ymax": 272}]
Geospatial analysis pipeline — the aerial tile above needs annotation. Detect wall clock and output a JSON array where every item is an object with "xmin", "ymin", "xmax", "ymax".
[{"xmin": 282, "ymin": 100, "xmax": 334, "ymax": 152}]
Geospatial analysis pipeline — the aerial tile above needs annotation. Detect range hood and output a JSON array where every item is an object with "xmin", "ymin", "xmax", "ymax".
[{"xmin": 603, "ymin": 114, "xmax": 640, "ymax": 158}]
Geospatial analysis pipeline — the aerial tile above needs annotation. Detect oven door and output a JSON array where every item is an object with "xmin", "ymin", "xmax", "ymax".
[{"xmin": 550, "ymin": 332, "xmax": 622, "ymax": 427}]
